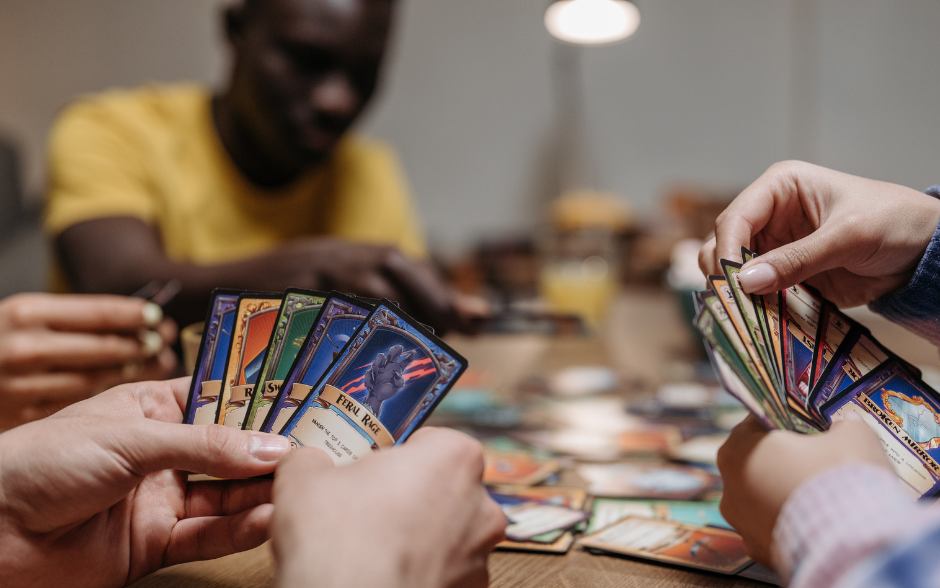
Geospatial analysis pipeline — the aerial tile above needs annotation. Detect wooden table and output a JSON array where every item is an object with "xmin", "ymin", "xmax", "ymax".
[{"xmin": 130, "ymin": 286, "xmax": 767, "ymax": 588}]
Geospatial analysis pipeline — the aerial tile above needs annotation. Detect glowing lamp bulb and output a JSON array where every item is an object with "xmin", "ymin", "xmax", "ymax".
[{"xmin": 544, "ymin": 0, "xmax": 641, "ymax": 45}]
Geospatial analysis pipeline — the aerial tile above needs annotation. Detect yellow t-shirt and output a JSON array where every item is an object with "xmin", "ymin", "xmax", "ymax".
[{"xmin": 44, "ymin": 84, "xmax": 426, "ymax": 286}]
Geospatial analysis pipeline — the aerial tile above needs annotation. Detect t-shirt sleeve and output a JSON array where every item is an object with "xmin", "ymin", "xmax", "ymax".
[
  {"xmin": 43, "ymin": 98, "xmax": 158, "ymax": 236},
  {"xmin": 326, "ymin": 138, "xmax": 428, "ymax": 259}
]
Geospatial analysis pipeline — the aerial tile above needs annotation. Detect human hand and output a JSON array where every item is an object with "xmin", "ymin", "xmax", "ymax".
[
  {"xmin": 272, "ymin": 427, "xmax": 506, "ymax": 588},
  {"xmin": 266, "ymin": 238, "xmax": 477, "ymax": 334},
  {"xmin": 0, "ymin": 293, "xmax": 178, "ymax": 429},
  {"xmin": 717, "ymin": 414, "xmax": 891, "ymax": 568},
  {"xmin": 0, "ymin": 377, "xmax": 291, "ymax": 588},
  {"xmin": 698, "ymin": 161, "xmax": 940, "ymax": 307}
]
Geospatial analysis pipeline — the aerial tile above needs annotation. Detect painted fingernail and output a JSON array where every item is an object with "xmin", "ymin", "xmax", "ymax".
[
  {"xmin": 738, "ymin": 263, "xmax": 777, "ymax": 293},
  {"xmin": 141, "ymin": 330, "xmax": 163, "ymax": 357},
  {"xmin": 250, "ymin": 434, "xmax": 291, "ymax": 461},
  {"xmin": 142, "ymin": 302, "xmax": 163, "ymax": 327}
]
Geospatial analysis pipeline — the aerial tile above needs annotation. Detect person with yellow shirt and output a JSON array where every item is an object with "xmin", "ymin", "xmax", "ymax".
[{"xmin": 45, "ymin": 0, "xmax": 472, "ymax": 332}]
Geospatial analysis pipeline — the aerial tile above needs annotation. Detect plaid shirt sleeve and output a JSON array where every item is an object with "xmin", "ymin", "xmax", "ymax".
[
  {"xmin": 772, "ymin": 463, "xmax": 940, "ymax": 588},
  {"xmin": 869, "ymin": 185, "xmax": 940, "ymax": 346}
]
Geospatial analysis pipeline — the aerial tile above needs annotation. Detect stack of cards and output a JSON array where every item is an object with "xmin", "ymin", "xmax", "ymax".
[
  {"xmin": 695, "ymin": 248, "xmax": 940, "ymax": 498},
  {"xmin": 183, "ymin": 289, "xmax": 467, "ymax": 463}
]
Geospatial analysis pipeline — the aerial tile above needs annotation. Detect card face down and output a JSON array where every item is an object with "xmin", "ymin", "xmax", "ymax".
[
  {"xmin": 183, "ymin": 290, "xmax": 239, "ymax": 425},
  {"xmin": 260, "ymin": 293, "xmax": 373, "ymax": 434},
  {"xmin": 823, "ymin": 359, "xmax": 940, "ymax": 498},
  {"xmin": 280, "ymin": 302, "xmax": 468, "ymax": 463},
  {"xmin": 215, "ymin": 294, "xmax": 283, "ymax": 428},
  {"xmin": 243, "ymin": 289, "xmax": 327, "ymax": 431},
  {"xmin": 580, "ymin": 516, "xmax": 751, "ymax": 575}
]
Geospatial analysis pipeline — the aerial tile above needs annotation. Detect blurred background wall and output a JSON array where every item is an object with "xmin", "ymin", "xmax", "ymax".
[{"xmin": 1, "ymin": 0, "xmax": 939, "ymax": 265}]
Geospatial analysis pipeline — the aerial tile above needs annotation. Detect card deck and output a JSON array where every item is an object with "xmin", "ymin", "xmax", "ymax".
[
  {"xmin": 183, "ymin": 290, "xmax": 239, "ymax": 425},
  {"xmin": 260, "ymin": 293, "xmax": 373, "ymax": 434},
  {"xmin": 490, "ymin": 486, "xmax": 587, "ymax": 553},
  {"xmin": 587, "ymin": 498, "xmax": 730, "ymax": 534},
  {"xmin": 503, "ymin": 502, "xmax": 588, "ymax": 541},
  {"xmin": 279, "ymin": 302, "xmax": 468, "ymax": 463},
  {"xmin": 215, "ymin": 293, "xmax": 283, "ymax": 428},
  {"xmin": 242, "ymin": 289, "xmax": 327, "ymax": 431},
  {"xmin": 695, "ymin": 252, "xmax": 940, "ymax": 498},
  {"xmin": 580, "ymin": 516, "xmax": 752, "ymax": 575}
]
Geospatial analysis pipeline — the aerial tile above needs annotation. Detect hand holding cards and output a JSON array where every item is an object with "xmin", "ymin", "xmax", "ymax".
[
  {"xmin": 184, "ymin": 289, "xmax": 467, "ymax": 463},
  {"xmin": 695, "ymin": 248, "xmax": 940, "ymax": 498}
]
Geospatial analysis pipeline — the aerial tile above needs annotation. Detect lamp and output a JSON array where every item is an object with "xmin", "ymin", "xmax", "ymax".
[{"xmin": 544, "ymin": 0, "xmax": 640, "ymax": 45}]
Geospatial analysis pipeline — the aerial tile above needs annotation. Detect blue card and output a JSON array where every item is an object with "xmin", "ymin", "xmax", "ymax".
[
  {"xmin": 808, "ymin": 329, "xmax": 890, "ymax": 420},
  {"xmin": 260, "ymin": 293, "xmax": 373, "ymax": 433},
  {"xmin": 822, "ymin": 359, "xmax": 940, "ymax": 498},
  {"xmin": 279, "ymin": 302, "xmax": 468, "ymax": 463},
  {"xmin": 183, "ymin": 290, "xmax": 239, "ymax": 425}
]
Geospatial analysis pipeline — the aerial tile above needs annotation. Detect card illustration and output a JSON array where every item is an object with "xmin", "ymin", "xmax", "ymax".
[
  {"xmin": 183, "ymin": 290, "xmax": 239, "ymax": 425},
  {"xmin": 243, "ymin": 289, "xmax": 327, "ymax": 431},
  {"xmin": 215, "ymin": 294, "xmax": 282, "ymax": 428},
  {"xmin": 260, "ymin": 293, "xmax": 373, "ymax": 434},
  {"xmin": 280, "ymin": 303, "xmax": 467, "ymax": 464},
  {"xmin": 822, "ymin": 360, "xmax": 940, "ymax": 498},
  {"xmin": 809, "ymin": 330, "xmax": 889, "ymax": 417}
]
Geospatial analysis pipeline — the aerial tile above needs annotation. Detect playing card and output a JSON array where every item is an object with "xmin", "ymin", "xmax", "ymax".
[
  {"xmin": 779, "ymin": 284, "xmax": 823, "ymax": 426},
  {"xmin": 740, "ymin": 247, "xmax": 783, "ymax": 385},
  {"xmin": 576, "ymin": 463, "xmax": 719, "ymax": 500},
  {"xmin": 503, "ymin": 502, "xmax": 588, "ymax": 541},
  {"xmin": 720, "ymin": 259, "xmax": 778, "ymax": 393},
  {"xmin": 580, "ymin": 516, "xmax": 751, "ymax": 575},
  {"xmin": 215, "ymin": 293, "xmax": 283, "ymax": 428},
  {"xmin": 483, "ymin": 448, "xmax": 560, "ymax": 486},
  {"xmin": 183, "ymin": 290, "xmax": 239, "ymax": 425},
  {"xmin": 587, "ymin": 498, "xmax": 729, "ymax": 534},
  {"xmin": 279, "ymin": 302, "xmax": 468, "ymax": 463},
  {"xmin": 822, "ymin": 359, "xmax": 940, "ymax": 498},
  {"xmin": 242, "ymin": 289, "xmax": 327, "ymax": 431},
  {"xmin": 260, "ymin": 293, "xmax": 373, "ymax": 434},
  {"xmin": 810, "ymin": 302, "xmax": 858, "ymax": 393},
  {"xmin": 491, "ymin": 486, "xmax": 587, "ymax": 553},
  {"xmin": 808, "ymin": 330, "xmax": 891, "ymax": 420}
]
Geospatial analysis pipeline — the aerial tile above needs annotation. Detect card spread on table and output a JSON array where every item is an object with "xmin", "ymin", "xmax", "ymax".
[
  {"xmin": 580, "ymin": 516, "xmax": 752, "ymax": 575},
  {"xmin": 695, "ymin": 249, "xmax": 940, "ymax": 498},
  {"xmin": 185, "ymin": 289, "xmax": 467, "ymax": 464}
]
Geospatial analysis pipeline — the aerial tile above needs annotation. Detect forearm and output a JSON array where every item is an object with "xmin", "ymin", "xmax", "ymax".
[
  {"xmin": 773, "ymin": 463, "xmax": 940, "ymax": 588},
  {"xmin": 869, "ymin": 185, "xmax": 940, "ymax": 345}
]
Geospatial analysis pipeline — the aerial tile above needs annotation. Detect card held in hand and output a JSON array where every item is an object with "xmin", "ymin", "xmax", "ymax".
[
  {"xmin": 280, "ymin": 302, "xmax": 468, "ymax": 463},
  {"xmin": 184, "ymin": 290, "xmax": 240, "ymax": 425}
]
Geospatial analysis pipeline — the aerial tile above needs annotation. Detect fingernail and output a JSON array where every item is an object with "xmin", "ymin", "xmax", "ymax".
[
  {"xmin": 140, "ymin": 330, "xmax": 163, "ymax": 357},
  {"xmin": 843, "ymin": 411, "xmax": 864, "ymax": 422},
  {"xmin": 738, "ymin": 263, "xmax": 777, "ymax": 293},
  {"xmin": 250, "ymin": 434, "xmax": 291, "ymax": 461},
  {"xmin": 142, "ymin": 302, "xmax": 163, "ymax": 327}
]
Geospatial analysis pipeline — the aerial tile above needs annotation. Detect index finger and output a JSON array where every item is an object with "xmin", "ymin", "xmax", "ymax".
[
  {"xmin": 1, "ymin": 293, "xmax": 162, "ymax": 333},
  {"xmin": 714, "ymin": 166, "xmax": 797, "ymax": 264}
]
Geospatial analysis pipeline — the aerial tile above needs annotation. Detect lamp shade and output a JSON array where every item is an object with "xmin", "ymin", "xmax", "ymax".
[{"xmin": 544, "ymin": 0, "xmax": 640, "ymax": 45}]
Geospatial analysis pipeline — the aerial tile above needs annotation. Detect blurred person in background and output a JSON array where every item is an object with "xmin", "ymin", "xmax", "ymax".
[
  {"xmin": 701, "ymin": 160, "xmax": 940, "ymax": 588},
  {"xmin": 0, "ymin": 293, "xmax": 176, "ymax": 429},
  {"xmin": 44, "ymin": 0, "xmax": 473, "ymax": 333}
]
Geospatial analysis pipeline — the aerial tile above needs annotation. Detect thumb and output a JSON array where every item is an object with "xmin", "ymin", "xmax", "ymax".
[
  {"xmin": 737, "ymin": 228, "xmax": 844, "ymax": 294},
  {"xmin": 115, "ymin": 420, "xmax": 291, "ymax": 479}
]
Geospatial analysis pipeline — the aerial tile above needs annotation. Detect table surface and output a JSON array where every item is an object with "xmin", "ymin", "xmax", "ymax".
[{"xmin": 130, "ymin": 286, "xmax": 767, "ymax": 588}]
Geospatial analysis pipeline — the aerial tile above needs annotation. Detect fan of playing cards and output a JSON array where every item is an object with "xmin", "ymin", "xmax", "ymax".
[
  {"xmin": 694, "ymin": 247, "xmax": 940, "ymax": 499},
  {"xmin": 183, "ymin": 288, "xmax": 467, "ymax": 464}
]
